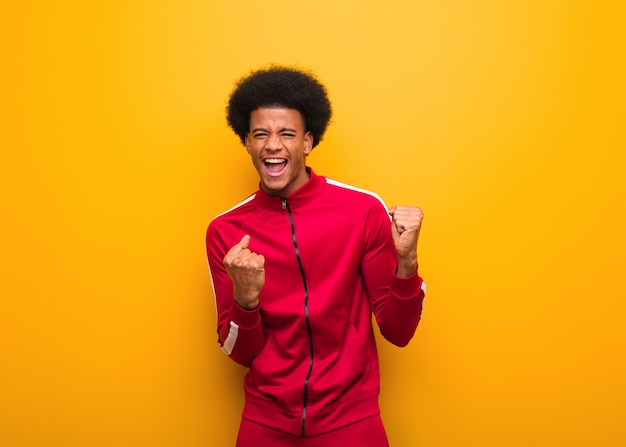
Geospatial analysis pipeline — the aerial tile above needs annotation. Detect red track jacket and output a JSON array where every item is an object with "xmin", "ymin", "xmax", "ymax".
[{"xmin": 206, "ymin": 168, "xmax": 425, "ymax": 437}]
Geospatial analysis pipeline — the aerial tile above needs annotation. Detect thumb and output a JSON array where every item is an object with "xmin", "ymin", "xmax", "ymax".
[{"xmin": 238, "ymin": 234, "xmax": 251, "ymax": 249}]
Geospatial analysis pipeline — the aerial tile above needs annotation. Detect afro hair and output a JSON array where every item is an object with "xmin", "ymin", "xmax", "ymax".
[{"xmin": 226, "ymin": 65, "xmax": 332, "ymax": 148}]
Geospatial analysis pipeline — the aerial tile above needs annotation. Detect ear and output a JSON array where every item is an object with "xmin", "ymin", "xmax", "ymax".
[
  {"xmin": 304, "ymin": 132, "xmax": 314, "ymax": 155},
  {"xmin": 244, "ymin": 133, "xmax": 252, "ymax": 154}
]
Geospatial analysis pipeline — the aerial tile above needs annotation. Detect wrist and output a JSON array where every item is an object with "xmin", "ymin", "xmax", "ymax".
[
  {"xmin": 235, "ymin": 297, "xmax": 259, "ymax": 310},
  {"xmin": 396, "ymin": 256, "xmax": 417, "ymax": 278},
  {"xmin": 233, "ymin": 287, "xmax": 260, "ymax": 310}
]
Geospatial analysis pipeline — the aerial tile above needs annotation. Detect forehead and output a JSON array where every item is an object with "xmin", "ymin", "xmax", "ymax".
[{"xmin": 249, "ymin": 107, "xmax": 305, "ymax": 130}]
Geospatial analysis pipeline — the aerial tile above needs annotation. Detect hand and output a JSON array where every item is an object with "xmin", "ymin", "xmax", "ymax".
[
  {"xmin": 222, "ymin": 235, "xmax": 265, "ymax": 309},
  {"xmin": 389, "ymin": 206, "xmax": 424, "ymax": 277}
]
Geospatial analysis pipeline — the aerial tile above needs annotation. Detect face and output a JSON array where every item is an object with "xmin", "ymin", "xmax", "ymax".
[{"xmin": 245, "ymin": 107, "xmax": 313, "ymax": 197}]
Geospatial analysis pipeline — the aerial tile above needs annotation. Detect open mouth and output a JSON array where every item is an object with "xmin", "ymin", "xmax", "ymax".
[{"xmin": 263, "ymin": 158, "xmax": 288, "ymax": 176}]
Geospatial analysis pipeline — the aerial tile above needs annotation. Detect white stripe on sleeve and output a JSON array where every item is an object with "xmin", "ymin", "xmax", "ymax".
[{"xmin": 221, "ymin": 321, "xmax": 239, "ymax": 355}]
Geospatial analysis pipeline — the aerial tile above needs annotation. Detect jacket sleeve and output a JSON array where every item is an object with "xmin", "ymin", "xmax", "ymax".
[
  {"xmin": 361, "ymin": 203, "xmax": 426, "ymax": 347},
  {"xmin": 206, "ymin": 222, "xmax": 265, "ymax": 367}
]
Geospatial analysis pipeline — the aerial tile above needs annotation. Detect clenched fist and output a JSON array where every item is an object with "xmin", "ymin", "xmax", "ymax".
[
  {"xmin": 223, "ymin": 235, "xmax": 265, "ymax": 309},
  {"xmin": 388, "ymin": 206, "xmax": 424, "ymax": 278}
]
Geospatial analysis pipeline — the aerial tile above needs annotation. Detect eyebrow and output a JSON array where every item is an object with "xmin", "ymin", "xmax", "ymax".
[{"xmin": 251, "ymin": 127, "xmax": 298, "ymax": 133}]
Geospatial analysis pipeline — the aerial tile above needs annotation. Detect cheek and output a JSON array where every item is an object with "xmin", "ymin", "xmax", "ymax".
[{"xmin": 244, "ymin": 135, "xmax": 255, "ymax": 154}]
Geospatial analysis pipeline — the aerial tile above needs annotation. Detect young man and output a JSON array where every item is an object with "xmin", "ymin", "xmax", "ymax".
[{"xmin": 206, "ymin": 66, "xmax": 426, "ymax": 446}]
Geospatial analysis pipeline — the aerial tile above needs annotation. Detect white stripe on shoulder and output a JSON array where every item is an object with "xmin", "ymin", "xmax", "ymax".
[
  {"xmin": 213, "ymin": 194, "xmax": 257, "ymax": 220},
  {"xmin": 325, "ymin": 178, "xmax": 390, "ymax": 220}
]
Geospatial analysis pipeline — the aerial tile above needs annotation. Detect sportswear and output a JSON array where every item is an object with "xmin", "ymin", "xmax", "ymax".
[
  {"xmin": 206, "ymin": 167, "xmax": 425, "ymax": 439},
  {"xmin": 236, "ymin": 415, "xmax": 389, "ymax": 447}
]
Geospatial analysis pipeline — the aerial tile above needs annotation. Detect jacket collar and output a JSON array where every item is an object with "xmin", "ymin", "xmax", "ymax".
[{"xmin": 255, "ymin": 167, "xmax": 326, "ymax": 211}]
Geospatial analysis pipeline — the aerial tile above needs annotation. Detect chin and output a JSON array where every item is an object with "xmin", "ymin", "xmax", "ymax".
[{"xmin": 262, "ymin": 181, "xmax": 287, "ymax": 196}]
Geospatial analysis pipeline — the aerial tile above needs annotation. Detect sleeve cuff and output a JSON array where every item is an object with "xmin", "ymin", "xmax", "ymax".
[
  {"xmin": 391, "ymin": 271, "xmax": 424, "ymax": 300},
  {"xmin": 229, "ymin": 299, "xmax": 262, "ymax": 328}
]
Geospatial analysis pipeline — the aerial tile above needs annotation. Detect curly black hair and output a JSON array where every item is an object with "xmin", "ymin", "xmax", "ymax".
[{"xmin": 226, "ymin": 65, "xmax": 332, "ymax": 148}]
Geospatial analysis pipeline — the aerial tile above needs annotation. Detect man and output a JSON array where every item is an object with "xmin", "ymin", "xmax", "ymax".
[{"xmin": 206, "ymin": 66, "xmax": 426, "ymax": 446}]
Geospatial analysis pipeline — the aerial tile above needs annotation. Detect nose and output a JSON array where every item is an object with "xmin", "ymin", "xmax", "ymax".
[{"xmin": 266, "ymin": 132, "xmax": 282, "ymax": 150}]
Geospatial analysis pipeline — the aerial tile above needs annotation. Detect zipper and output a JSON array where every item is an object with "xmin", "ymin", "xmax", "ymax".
[{"xmin": 282, "ymin": 197, "xmax": 314, "ymax": 437}]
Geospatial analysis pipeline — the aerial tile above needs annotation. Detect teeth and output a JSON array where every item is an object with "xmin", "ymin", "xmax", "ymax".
[{"xmin": 264, "ymin": 158, "xmax": 286, "ymax": 164}]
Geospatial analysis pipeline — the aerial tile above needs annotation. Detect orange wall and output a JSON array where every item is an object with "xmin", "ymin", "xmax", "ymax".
[{"xmin": 1, "ymin": 1, "xmax": 625, "ymax": 446}]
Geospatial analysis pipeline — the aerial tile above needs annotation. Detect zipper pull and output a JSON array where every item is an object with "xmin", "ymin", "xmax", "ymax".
[{"xmin": 281, "ymin": 197, "xmax": 287, "ymax": 209}]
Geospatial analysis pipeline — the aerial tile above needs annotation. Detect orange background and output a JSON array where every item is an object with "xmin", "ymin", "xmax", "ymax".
[{"xmin": 1, "ymin": 1, "xmax": 625, "ymax": 446}]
